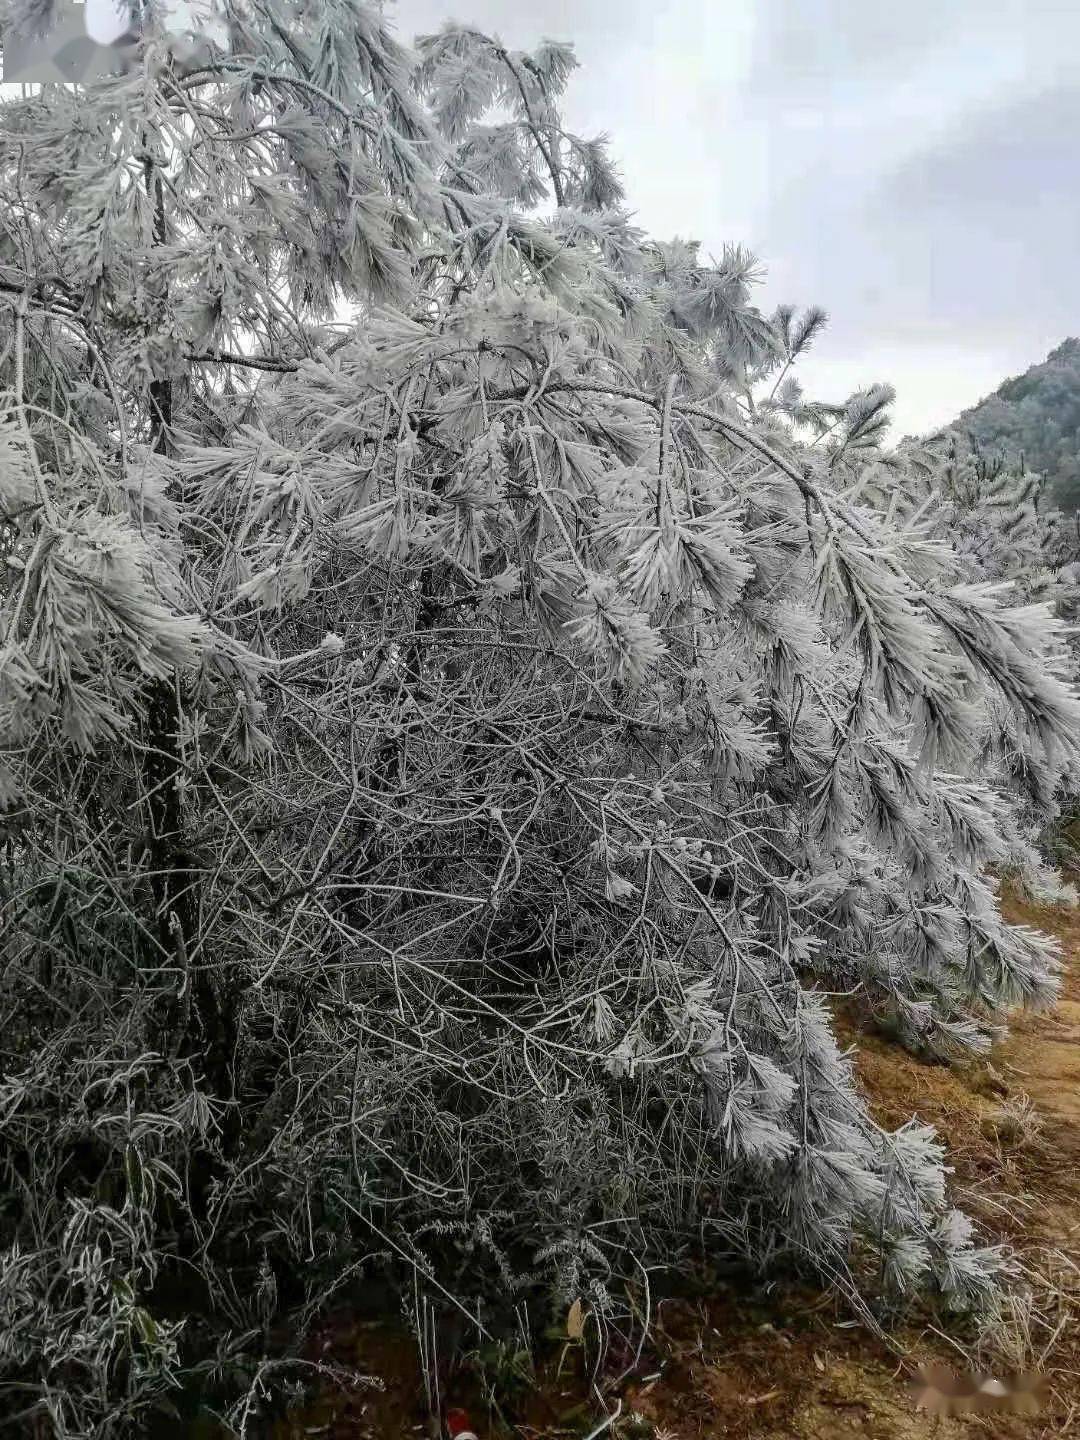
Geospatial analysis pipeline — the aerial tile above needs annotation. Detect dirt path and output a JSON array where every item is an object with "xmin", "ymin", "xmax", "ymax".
[{"xmin": 274, "ymin": 887, "xmax": 1080, "ymax": 1439}]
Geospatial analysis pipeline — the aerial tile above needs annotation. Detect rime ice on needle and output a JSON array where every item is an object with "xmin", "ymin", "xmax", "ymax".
[{"xmin": 0, "ymin": 3, "xmax": 1078, "ymax": 1433}]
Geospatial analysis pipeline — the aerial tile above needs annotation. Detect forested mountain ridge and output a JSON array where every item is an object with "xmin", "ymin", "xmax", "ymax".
[{"xmin": 947, "ymin": 337, "xmax": 1080, "ymax": 511}]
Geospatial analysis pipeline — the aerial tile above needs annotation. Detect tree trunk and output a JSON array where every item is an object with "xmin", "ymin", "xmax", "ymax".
[{"xmin": 140, "ymin": 139, "xmax": 234, "ymax": 1097}]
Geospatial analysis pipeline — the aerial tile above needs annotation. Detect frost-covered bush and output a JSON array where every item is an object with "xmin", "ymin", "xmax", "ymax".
[
  {"xmin": 753, "ymin": 341, "xmax": 1080, "ymax": 900},
  {"xmin": 1, "ymin": 3, "xmax": 1078, "ymax": 1434},
  {"xmin": 871, "ymin": 429, "xmax": 1080, "ymax": 899}
]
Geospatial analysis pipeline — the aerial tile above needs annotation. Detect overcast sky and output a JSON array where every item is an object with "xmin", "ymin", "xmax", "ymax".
[{"xmin": 392, "ymin": 0, "xmax": 1080, "ymax": 440}]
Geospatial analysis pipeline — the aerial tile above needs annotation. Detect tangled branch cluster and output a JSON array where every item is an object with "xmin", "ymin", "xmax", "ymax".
[{"xmin": 0, "ymin": 4, "xmax": 1078, "ymax": 1433}]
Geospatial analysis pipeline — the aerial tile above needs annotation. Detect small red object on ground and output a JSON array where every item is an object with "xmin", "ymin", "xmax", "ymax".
[{"xmin": 445, "ymin": 1408, "xmax": 479, "ymax": 1439}]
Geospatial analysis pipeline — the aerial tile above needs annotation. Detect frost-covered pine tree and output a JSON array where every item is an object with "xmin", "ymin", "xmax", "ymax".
[
  {"xmin": 2, "ymin": 4, "xmax": 1079, "ymax": 1434},
  {"xmin": 876, "ymin": 428, "xmax": 1080, "ymax": 897},
  {"xmin": 752, "ymin": 316, "xmax": 1080, "ymax": 900}
]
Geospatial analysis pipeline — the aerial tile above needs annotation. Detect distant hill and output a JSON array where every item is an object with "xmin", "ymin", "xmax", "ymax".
[{"xmin": 945, "ymin": 338, "xmax": 1080, "ymax": 511}]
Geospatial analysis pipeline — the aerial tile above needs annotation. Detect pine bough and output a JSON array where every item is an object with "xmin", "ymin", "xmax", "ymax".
[{"xmin": 0, "ymin": 4, "xmax": 1078, "ymax": 1434}]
